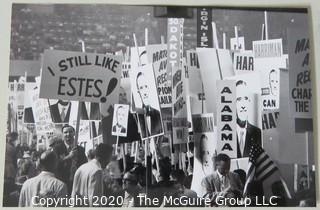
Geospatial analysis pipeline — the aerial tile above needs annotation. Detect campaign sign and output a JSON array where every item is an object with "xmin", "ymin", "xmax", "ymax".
[
  {"xmin": 216, "ymin": 80, "xmax": 237, "ymax": 158},
  {"xmin": 233, "ymin": 51, "xmax": 255, "ymax": 74},
  {"xmin": 40, "ymin": 50, "xmax": 122, "ymax": 105},
  {"xmin": 288, "ymin": 29, "xmax": 312, "ymax": 119},
  {"xmin": 253, "ymin": 39, "xmax": 285, "ymax": 110},
  {"xmin": 111, "ymin": 104, "xmax": 129, "ymax": 137},
  {"xmin": 146, "ymin": 44, "xmax": 171, "ymax": 108}
]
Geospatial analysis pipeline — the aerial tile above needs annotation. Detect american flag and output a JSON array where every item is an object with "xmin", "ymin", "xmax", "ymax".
[{"xmin": 243, "ymin": 143, "xmax": 278, "ymax": 196}]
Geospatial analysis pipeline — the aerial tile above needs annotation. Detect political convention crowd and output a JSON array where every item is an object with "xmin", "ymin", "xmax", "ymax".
[{"xmin": 3, "ymin": 125, "xmax": 315, "ymax": 207}]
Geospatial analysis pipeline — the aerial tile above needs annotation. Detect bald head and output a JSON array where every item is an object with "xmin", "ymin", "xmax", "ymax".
[{"xmin": 40, "ymin": 150, "xmax": 58, "ymax": 173}]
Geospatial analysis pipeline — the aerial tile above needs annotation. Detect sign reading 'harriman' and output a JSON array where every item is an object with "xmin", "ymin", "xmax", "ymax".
[{"xmin": 40, "ymin": 50, "xmax": 122, "ymax": 104}]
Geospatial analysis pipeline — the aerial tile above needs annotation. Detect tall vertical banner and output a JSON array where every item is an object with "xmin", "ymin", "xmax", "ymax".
[
  {"xmin": 167, "ymin": 18, "xmax": 184, "ymax": 79},
  {"xmin": 167, "ymin": 18, "xmax": 186, "ymax": 144},
  {"xmin": 216, "ymin": 80, "xmax": 237, "ymax": 158},
  {"xmin": 15, "ymin": 79, "xmax": 25, "ymax": 124},
  {"xmin": 253, "ymin": 39, "xmax": 286, "ymax": 110},
  {"xmin": 146, "ymin": 44, "xmax": 171, "ymax": 108},
  {"xmin": 197, "ymin": 8, "xmax": 213, "ymax": 48},
  {"xmin": 288, "ymin": 29, "xmax": 312, "ymax": 119}
]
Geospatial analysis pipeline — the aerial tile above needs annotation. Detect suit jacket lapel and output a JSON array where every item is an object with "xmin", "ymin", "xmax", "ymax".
[
  {"xmin": 244, "ymin": 123, "xmax": 253, "ymax": 156},
  {"xmin": 65, "ymin": 103, "xmax": 72, "ymax": 122}
]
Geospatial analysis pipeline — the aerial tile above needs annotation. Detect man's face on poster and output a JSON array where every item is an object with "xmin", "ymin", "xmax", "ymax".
[
  {"xmin": 269, "ymin": 70, "xmax": 279, "ymax": 96},
  {"xmin": 119, "ymin": 87, "xmax": 128, "ymax": 104},
  {"xmin": 200, "ymin": 135, "xmax": 210, "ymax": 167},
  {"xmin": 62, "ymin": 126, "xmax": 75, "ymax": 146},
  {"xmin": 136, "ymin": 72, "xmax": 150, "ymax": 107},
  {"xmin": 116, "ymin": 106, "xmax": 126, "ymax": 127},
  {"xmin": 236, "ymin": 81, "xmax": 250, "ymax": 123}
]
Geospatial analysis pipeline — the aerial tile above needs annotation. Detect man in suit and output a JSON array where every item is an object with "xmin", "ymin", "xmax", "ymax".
[
  {"xmin": 54, "ymin": 125, "xmax": 87, "ymax": 194},
  {"xmin": 112, "ymin": 105, "xmax": 127, "ymax": 135},
  {"xmin": 135, "ymin": 72, "xmax": 163, "ymax": 139},
  {"xmin": 236, "ymin": 80, "xmax": 262, "ymax": 158},
  {"xmin": 19, "ymin": 150, "xmax": 68, "ymax": 207},
  {"xmin": 71, "ymin": 143, "xmax": 113, "ymax": 207},
  {"xmin": 49, "ymin": 100, "xmax": 71, "ymax": 123},
  {"xmin": 201, "ymin": 153, "xmax": 243, "ymax": 206}
]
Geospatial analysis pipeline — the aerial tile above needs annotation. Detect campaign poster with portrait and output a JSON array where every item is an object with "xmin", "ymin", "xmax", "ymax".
[
  {"xmin": 111, "ymin": 104, "xmax": 129, "ymax": 137},
  {"xmin": 225, "ymin": 72, "xmax": 262, "ymax": 158},
  {"xmin": 253, "ymin": 39, "xmax": 286, "ymax": 110},
  {"xmin": 130, "ymin": 63, "xmax": 164, "ymax": 140},
  {"xmin": 190, "ymin": 113, "xmax": 216, "ymax": 197}
]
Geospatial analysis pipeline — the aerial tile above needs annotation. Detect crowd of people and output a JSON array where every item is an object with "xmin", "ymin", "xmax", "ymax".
[{"xmin": 4, "ymin": 124, "xmax": 315, "ymax": 207}]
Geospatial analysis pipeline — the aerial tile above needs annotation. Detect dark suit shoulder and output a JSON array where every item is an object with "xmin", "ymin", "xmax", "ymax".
[{"xmin": 247, "ymin": 122, "xmax": 261, "ymax": 134}]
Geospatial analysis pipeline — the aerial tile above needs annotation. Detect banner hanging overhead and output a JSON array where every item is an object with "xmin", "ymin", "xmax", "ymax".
[{"xmin": 197, "ymin": 7, "xmax": 213, "ymax": 48}]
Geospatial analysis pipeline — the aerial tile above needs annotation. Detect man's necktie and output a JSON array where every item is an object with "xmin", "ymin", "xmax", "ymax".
[
  {"xmin": 240, "ymin": 130, "xmax": 245, "ymax": 156},
  {"xmin": 61, "ymin": 107, "xmax": 66, "ymax": 122},
  {"xmin": 221, "ymin": 176, "xmax": 226, "ymax": 190}
]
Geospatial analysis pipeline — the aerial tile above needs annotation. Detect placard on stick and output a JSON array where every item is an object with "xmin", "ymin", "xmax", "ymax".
[
  {"xmin": 253, "ymin": 39, "xmax": 285, "ymax": 110},
  {"xmin": 111, "ymin": 104, "xmax": 129, "ymax": 137},
  {"xmin": 146, "ymin": 44, "xmax": 171, "ymax": 108},
  {"xmin": 130, "ymin": 63, "xmax": 164, "ymax": 140},
  {"xmin": 40, "ymin": 50, "xmax": 122, "ymax": 105}
]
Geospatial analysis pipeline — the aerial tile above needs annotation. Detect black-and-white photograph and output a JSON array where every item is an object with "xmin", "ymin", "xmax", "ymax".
[
  {"xmin": 3, "ymin": 3, "xmax": 316, "ymax": 208},
  {"xmin": 111, "ymin": 104, "xmax": 129, "ymax": 137}
]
